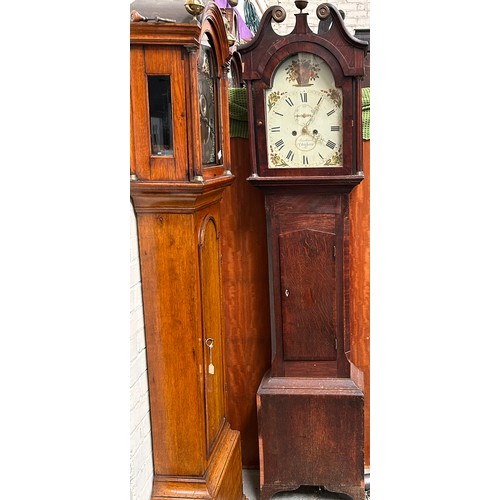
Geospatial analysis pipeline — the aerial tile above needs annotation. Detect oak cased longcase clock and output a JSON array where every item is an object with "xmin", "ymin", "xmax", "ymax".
[
  {"xmin": 129, "ymin": 1, "xmax": 244, "ymax": 499},
  {"xmin": 238, "ymin": 2, "xmax": 368, "ymax": 499}
]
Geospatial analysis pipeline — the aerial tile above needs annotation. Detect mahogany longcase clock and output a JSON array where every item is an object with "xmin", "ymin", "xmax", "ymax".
[
  {"xmin": 238, "ymin": 2, "xmax": 368, "ymax": 499},
  {"xmin": 130, "ymin": 1, "xmax": 244, "ymax": 498}
]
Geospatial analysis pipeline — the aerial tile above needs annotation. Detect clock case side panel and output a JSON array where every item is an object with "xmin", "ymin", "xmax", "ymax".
[
  {"xmin": 130, "ymin": 43, "xmax": 192, "ymax": 182},
  {"xmin": 134, "ymin": 212, "xmax": 207, "ymax": 477},
  {"xmin": 130, "ymin": 44, "xmax": 152, "ymax": 181}
]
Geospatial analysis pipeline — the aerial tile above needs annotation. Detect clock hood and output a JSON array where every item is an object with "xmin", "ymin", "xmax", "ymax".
[{"xmin": 130, "ymin": 0, "xmax": 202, "ymax": 25}]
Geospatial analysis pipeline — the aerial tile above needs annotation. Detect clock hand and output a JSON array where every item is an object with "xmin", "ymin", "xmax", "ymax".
[
  {"xmin": 300, "ymin": 127, "xmax": 325, "ymax": 146},
  {"xmin": 313, "ymin": 132, "xmax": 326, "ymax": 144},
  {"xmin": 304, "ymin": 96, "xmax": 323, "ymax": 128}
]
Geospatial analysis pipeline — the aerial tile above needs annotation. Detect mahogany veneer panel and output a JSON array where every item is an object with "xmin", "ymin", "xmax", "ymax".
[
  {"xmin": 349, "ymin": 139, "xmax": 370, "ymax": 466},
  {"xmin": 264, "ymin": 190, "xmax": 349, "ymax": 379},
  {"xmin": 280, "ymin": 228, "xmax": 336, "ymax": 362},
  {"xmin": 220, "ymin": 137, "xmax": 272, "ymax": 467}
]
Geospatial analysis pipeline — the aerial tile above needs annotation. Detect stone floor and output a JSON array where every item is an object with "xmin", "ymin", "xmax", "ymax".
[{"xmin": 243, "ymin": 469, "xmax": 370, "ymax": 500}]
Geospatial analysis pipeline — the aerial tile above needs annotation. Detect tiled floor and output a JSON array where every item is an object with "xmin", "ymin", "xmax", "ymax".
[{"xmin": 243, "ymin": 469, "xmax": 370, "ymax": 499}]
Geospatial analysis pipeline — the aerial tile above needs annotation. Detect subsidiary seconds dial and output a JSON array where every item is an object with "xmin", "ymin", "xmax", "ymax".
[{"xmin": 265, "ymin": 53, "xmax": 343, "ymax": 169}]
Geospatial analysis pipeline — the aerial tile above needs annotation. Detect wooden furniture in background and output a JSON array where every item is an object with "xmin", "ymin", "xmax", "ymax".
[{"xmin": 129, "ymin": 1, "xmax": 244, "ymax": 498}]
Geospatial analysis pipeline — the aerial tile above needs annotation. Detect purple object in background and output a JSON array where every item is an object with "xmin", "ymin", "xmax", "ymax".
[{"xmin": 213, "ymin": 0, "xmax": 255, "ymax": 40}]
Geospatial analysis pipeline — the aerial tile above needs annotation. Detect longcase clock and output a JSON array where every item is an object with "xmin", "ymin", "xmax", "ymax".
[
  {"xmin": 129, "ymin": 1, "xmax": 244, "ymax": 498},
  {"xmin": 237, "ymin": 2, "xmax": 368, "ymax": 499}
]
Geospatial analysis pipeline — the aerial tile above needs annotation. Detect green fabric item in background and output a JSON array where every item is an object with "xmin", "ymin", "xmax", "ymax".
[
  {"xmin": 229, "ymin": 88, "xmax": 248, "ymax": 139},
  {"xmin": 362, "ymin": 87, "xmax": 370, "ymax": 140}
]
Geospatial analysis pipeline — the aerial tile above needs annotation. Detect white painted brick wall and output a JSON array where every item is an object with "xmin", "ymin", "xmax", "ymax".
[
  {"xmin": 130, "ymin": 203, "xmax": 153, "ymax": 500},
  {"xmin": 129, "ymin": 3, "xmax": 369, "ymax": 497},
  {"xmin": 256, "ymin": 0, "xmax": 370, "ymax": 35}
]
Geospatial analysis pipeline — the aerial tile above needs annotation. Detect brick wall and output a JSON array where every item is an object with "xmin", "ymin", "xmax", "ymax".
[
  {"xmin": 130, "ymin": 203, "xmax": 153, "ymax": 500},
  {"xmin": 250, "ymin": 0, "xmax": 370, "ymax": 35}
]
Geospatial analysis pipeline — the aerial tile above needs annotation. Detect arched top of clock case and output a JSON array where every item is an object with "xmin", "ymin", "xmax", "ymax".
[
  {"xmin": 263, "ymin": 42, "xmax": 349, "ymax": 91},
  {"xmin": 238, "ymin": 2, "xmax": 368, "ymax": 86},
  {"xmin": 130, "ymin": 0, "xmax": 231, "ymax": 68},
  {"xmin": 199, "ymin": 3, "xmax": 232, "ymax": 71}
]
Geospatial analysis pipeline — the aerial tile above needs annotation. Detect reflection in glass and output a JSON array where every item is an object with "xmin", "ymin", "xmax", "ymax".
[
  {"xmin": 147, "ymin": 75, "xmax": 173, "ymax": 156},
  {"xmin": 198, "ymin": 34, "xmax": 218, "ymax": 164}
]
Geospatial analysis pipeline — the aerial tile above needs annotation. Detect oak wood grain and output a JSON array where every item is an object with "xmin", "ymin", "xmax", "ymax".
[{"xmin": 130, "ymin": 3, "xmax": 244, "ymax": 496}]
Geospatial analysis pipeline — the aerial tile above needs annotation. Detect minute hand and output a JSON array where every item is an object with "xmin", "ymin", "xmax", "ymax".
[{"xmin": 305, "ymin": 96, "xmax": 324, "ymax": 128}]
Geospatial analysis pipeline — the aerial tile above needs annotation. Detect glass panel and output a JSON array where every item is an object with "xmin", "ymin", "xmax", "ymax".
[
  {"xmin": 147, "ymin": 75, "xmax": 173, "ymax": 156},
  {"xmin": 198, "ymin": 34, "xmax": 218, "ymax": 164},
  {"xmin": 265, "ymin": 53, "xmax": 343, "ymax": 168}
]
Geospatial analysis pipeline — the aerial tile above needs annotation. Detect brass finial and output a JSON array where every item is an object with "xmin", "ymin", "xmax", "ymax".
[
  {"xmin": 185, "ymin": 0, "xmax": 205, "ymax": 19},
  {"xmin": 223, "ymin": 17, "xmax": 236, "ymax": 46},
  {"xmin": 295, "ymin": 0, "xmax": 308, "ymax": 12}
]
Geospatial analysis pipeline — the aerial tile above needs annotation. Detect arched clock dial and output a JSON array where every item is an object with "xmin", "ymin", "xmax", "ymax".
[
  {"xmin": 198, "ymin": 33, "xmax": 218, "ymax": 165},
  {"xmin": 266, "ymin": 53, "xmax": 343, "ymax": 168}
]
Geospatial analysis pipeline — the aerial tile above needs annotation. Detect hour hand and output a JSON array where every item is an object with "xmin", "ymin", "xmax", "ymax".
[
  {"xmin": 300, "ymin": 127, "xmax": 325, "ymax": 145},
  {"xmin": 313, "ymin": 131, "xmax": 326, "ymax": 144}
]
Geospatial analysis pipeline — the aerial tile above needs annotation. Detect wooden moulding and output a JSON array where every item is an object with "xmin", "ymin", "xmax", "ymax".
[
  {"xmin": 130, "ymin": 23, "xmax": 200, "ymax": 47},
  {"xmin": 246, "ymin": 175, "xmax": 364, "ymax": 191},
  {"xmin": 151, "ymin": 424, "xmax": 245, "ymax": 499},
  {"xmin": 130, "ymin": 176, "xmax": 235, "ymax": 214}
]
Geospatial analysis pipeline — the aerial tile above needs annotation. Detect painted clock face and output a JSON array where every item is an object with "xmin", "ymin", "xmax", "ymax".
[
  {"xmin": 266, "ymin": 53, "xmax": 343, "ymax": 168},
  {"xmin": 198, "ymin": 34, "xmax": 217, "ymax": 164}
]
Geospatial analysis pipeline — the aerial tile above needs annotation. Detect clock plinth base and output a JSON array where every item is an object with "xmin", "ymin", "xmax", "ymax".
[
  {"xmin": 257, "ymin": 371, "xmax": 364, "ymax": 500},
  {"xmin": 151, "ymin": 427, "xmax": 245, "ymax": 500}
]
